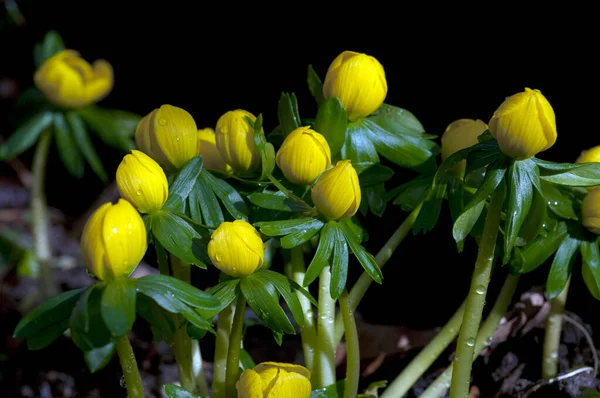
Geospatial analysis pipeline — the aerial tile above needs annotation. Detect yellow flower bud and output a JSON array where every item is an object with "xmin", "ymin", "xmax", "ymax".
[
  {"xmin": 323, "ymin": 50, "xmax": 387, "ymax": 121},
  {"xmin": 215, "ymin": 109, "xmax": 261, "ymax": 174},
  {"xmin": 441, "ymin": 119, "xmax": 488, "ymax": 173},
  {"xmin": 236, "ymin": 362, "xmax": 311, "ymax": 398},
  {"xmin": 207, "ymin": 220, "xmax": 265, "ymax": 277},
  {"xmin": 134, "ymin": 104, "xmax": 199, "ymax": 170},
  {"xmin": 275, "ymin": 126, "xmax": 332, "ymax": 185},
  {"xmin": 116, "ymin": 150, "xmax": 169, "ymax": 214},
  {"xmin": 576, "ymin": 145, "xmax": 600, "ymax": 164},
  {"xmin": 80, "ymin": 199, "xmax": 147, "ymax": 281},
  {"xmin": 198, "ymin": 127, "xmax": 233, "ymax": 173},
  {"xmin": 311, "ymin": 160, "xmax": 361, "ymax": 220},
  {"xmin": 34, "ymin": 49, "xmax": 113, "ymax": 109},
  {"xmin": 488, "ymin": 88, "xmax": 557, "ymax": 160},
  {"xmin": 583, "ymin": 187, "xmax": 600, "ymax": 235}
]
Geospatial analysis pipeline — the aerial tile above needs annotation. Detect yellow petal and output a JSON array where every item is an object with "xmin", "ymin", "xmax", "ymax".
[
  {"xmin": 311, "ymin": 160, "xmax": 361, "ymax": 220},
  {"xmin": 80, "ymin": 202, "xmax": 111, "ymax": 280},
  {"xmin": 582, "ymin": 188, "xmax": 600, "ymax": 235},
  {"xmin": 215, "ymin": 110, "xmax": 261, "ymax": 173},
  {"xmin": 276, "ymin": 126, "xmax": 331, "ymax": 185},
  {"xmin": 265, "ymin": 369, "xmax": 311, "ymax": 398},
  {"xmin": 576, "ymin": 145, "xmax": 600, "ymax": 164},
  {"xmin": 207, "ymin": 220, "xmax": 265, "ymax": 277},
  {"xmin": 152, "ymin": 105, "xmax": 199, "ymax": 169},
  {"xmin": 198, "ymin": 127, "xmax": 233, "ymax": 173},
  {"xmin": 236, "ymin": 369, "xmax": 264, "ymax": 398},
  {"xmin": 253, "ymin": 362, "xmax": 311, "ymax": 380}
]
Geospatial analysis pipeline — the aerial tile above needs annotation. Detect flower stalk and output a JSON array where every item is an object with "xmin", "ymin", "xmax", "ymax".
[
  {"xmin": 339, "ymin": 289, "xmax": 359, "ymax": 398},
  {"xmin": 313, "ymin": 265, "xmax": 336, "ymax": 388},
  {"xmin": 225, "ymin": 294, "xmax": 247, "ymax": 397},
  {"xmin": 115, "ymin": 334, "xmax": 145, "ymax": 398},
  {"xmin": 212, "ymin": 302, "xmax": 234, "ymax": 398},
  {"xmin": 542, "ymin": 277, "xmax": 571, "ymax": 379}
]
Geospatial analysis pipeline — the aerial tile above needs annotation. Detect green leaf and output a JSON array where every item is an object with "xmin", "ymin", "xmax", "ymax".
[
  {"xmin": 310, "ymin": 380, "xmax": 346, "ymax": 398},
  {"xmin": 13, "ymin": 287, "xmax": 85, "ymax": 342},
  {"xmin": 0, "ymin": 111, "xmax": 53, "ymax": 161},
  {"xmin": 101, "ymin": 278, "xmax": 137, "ymax": 337},
  {"xmin": 464, "ymin": 138, "xmax": 504, "ymax": 177},
  {"xmin": 203, "ymin": 279, "xmax": 240, "ymax": 315},
  {"xmin": 187, "ymin": 322, "xmax": 208, "ymax": 340},
  {"xmin": 363, "ymin": 184, "xmax": 387, "ymax": 217},
  {"xmin": 70, "ymin": 284, "xmax": 113, "ymax": 351},
  {"xmin": 188, "ymin": 174, "xmax": 224, "ymax": 228},
  {"xmin": 53, "ymin": 112, "xmax": 84, "ymax": 178},
  {"xmin": 315, "ymin": 97, "xmax": 348, "ymax": 157},
  {"xmin": 510, "ymin": 222, "xmax": 569, "ymax": 274},
  {"xmin": 202, "ymin": 171, "xmax": 249, "ymax": 220},
  {"xmin": 278, "ymin": 93, "xmax": 301, "ymax": 137},
  {"xmin": 255, "ymin": 217, "xmax": 324, "ymax": 237},
  {"xmin": 137, "ymin": 274, "xmax": 220, "ymax": 312},
  {"xmin": 391, "ymin": 174, "xmax": 434, "ymax": 211},
  {"xmin": 247, "ymin": 191, "xmax": 307, "ymax": 212},
  {"xmin": 240, "ymin": 348, "xmax": 257, "ymax": 371},
  {"xmin": 84, "ymin": 342, "xmax": 115, "ymax": 373},
  {"xmin": 330, "ymin": 226, "xmax": 349, "ymax": 299},
  {"xmin": 150, "ymin": 211, "xmax": 206, "ymax": 267},
  {"xmin": 26, "ymin": 319, "xmax": 70, "ymax": 351},
  {"xmin": 164, "ymin": 156, "xmax": 204, "ymax": 211},
  {"xmin": 516, "ymin": 187, "xmax": 547, "ymax": 247},
  {"xmin": 77, "ymin": 105, "xmax": 140, "ymax": 152},
  {"xmin": 307, "ymin": 64, "xmax": 324, "ymax": 105},
  {"xmin": 251, "ymin": 114, "xmax": 276, "ymax": 180},
  {"xmin": 453, "ymin": 161, "xmax": 506, "ymax": 242},
  {"xmin": 136, "ymin": 294, "xmax": 178, "ymax": 344},
  {"xmin": 503, "ymin": 160, "xmax": 535, "ymax": 264},
  {"xmin": 369, "ymin": 104, "xmax": 425, "ymax": 137},
  {"xmin": 341, "ymin": 122, "xmax": 379, "ymax": 174},
  {"xmin": 358, "ymin": 164, "xmax": 395, "ymax": 187},
  {"xmin": 304, "ymin": 223, "xmax": 335, "ymax": 286},
  {"xmin": 581, "ymin": 240, "xmax": 600, "ymax": 300},
  {"xmin": 540, "ymin": 180, "xmax": 578, "ymax": 220},
  {"xmin": 546, "ymin": 236, "xmax": 580, "ymax": 299},
  {"xmin": 66, "ymin": 111, "xmax": 108, "ymax": 182},
  {"xmin": 535, "ymin": 158, "xmax": 600, "ymax": 186},
  {"xmin": 337, "ymin": 222, "xmax": 383, "ymax": 285},
  {"xmin": 164, "ymin": 384, "xmax": 202, "ymax": 398},
  {"xmin": 412, "ymin": 183, "xmax": 445, "ymax": 234},
  {"xmin": 280, "ymin": 220, "xmax": 324, "ymax": 249},
  {"xmin": 241, "ymin": 274, "xmax": 296, "ymax": 334},
  {"xmin": 259, "ymin": 270, "xmax": 308, "ymax": 327},
  {"xmin": 33, "ymin": 30, "xmax": 65, "ymax": 67}
]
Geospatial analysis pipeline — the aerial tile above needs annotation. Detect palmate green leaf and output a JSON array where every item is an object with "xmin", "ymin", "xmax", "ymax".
[
  {"xmin": 278, "ymin": 92, "xmax": 301, "ymax": 137},
  {"xmin": 337, "ymin": 222, "xmax": 383, "ymax": 285},
  {"xmin": 0, "ymin": 111, "xmax": 53, "ymax": 161},
  {"xmin": 202, "ymin": 279, "xmax": 241, "ymax": 315},
  {"xmin": 307, "ymin": 64, "xmax": 325, "ymax": 105},
  {"xmin": 149, "ymin": 211, "xmax": 206, "ymax": 267},
  {"xmin": 247, "ymin": 190, "xmax": 307, "ymax": 212},
  {"xmin": 202, "ymin": 170, "xmax": 249, "ymax": 220},
  {"xmin": 84, "ymin": 342, "xmax": 115, "ymax": 373},
  {"xmin": 70, "ymin": 284, "xmax": 113, "ymax": 351},
  {"xmin": 315, "ymin": 97, "xmax": 348, "ymax": 157},
  {"xmin": 535, "ymin": 158, "xmax": 600, "ymax": 186},
  {"xmin": 580, "ymin": 240, "xmax": 600, "ymax": 300},
  {"xmin": 510, "ymin": 222, "xmax": 569, "ymax": 274},
  {"xmin": 240, "ymin": 274, "xmax": 296, "ymax": 334},
  {"xmin": 362, "ymin": 183, "xmax": 387, "ymax": 217},
  {"xmin": 280, "ymin": 221, "xmax": 323, "ymax": 249},
  {"xmin": 464, "ymin": 137, "xmax": 504, "ymax": 176},
  {"xmin": 540, "ymin": 180, "xmax": 578, "ymax": 220},
  {"xmin": 13, "ymin": 287, "xmax": 86, "ymax": 345},
  {"xmin": 77, "ymin": 105, "xmax": 140, "ymax": 152},
  {"xmin": 341, "ymin": 122, "xmax": 379, "ymax": 174},
  {"xmin": 503, "ymin": 159, "xmax": 536, "ymax": 264},
  {"xmin": 330, "ymin": 226, "xmax": 349, "ymax": 299},
  {"xmin": 188, "ymin": 173, "xmax": 224, "ymax": 228},
  {"xmin": 358, "ymin": 164, "xmax": 395, "ymax": 187},
  {"xmin": 53, "ymin": 112, "xmax": 84, "ymax": 178},
  {"xmin": 370, "ymin": 104, "xmax": 425, "ymax": 137},
  {"xmin": 101, "ymin": 278, "xmax": 137, "ymax": 337},
  {"xmin": 66, "ymin": 111, "xmax": 108, "ymax": 182},
  {"xmin": 136, "ymin": 294, "xmax": 178, "ymax": 344},
  {"xmin": 240, "ymin": 348, "xmax": 257, "ymax": 371},
  {"xmin": 310, "ymin": 380, "xmax": 346, "ymax": 398},
  {"xmin": 412, "ymin": 183, "xmax": 445, "ymax": 234},
  {"xmin": 255, "ymin": 218, "xmax": 324, "ymax": 238},
  {"xmin": 251, "ymin": 114, "xmax": 276, "ymax": 180},
  {"xmin": 164, "ymin": 384, "xmax": 202, "ymax": 398},
  {"xmin": 516, "ymin": 187, "xmax": 547, "ymax": 247},
  {"xmin": 391, "ymin": 174, "xmax": 434, "ymax": 211},
  {"xmin": 33, "ymin": 30, "xmax": 65, "ymax": 67},
  {"xmin": 164, "ymin": 156, "xmax": 204, "ymax": 211},
  {"xmin": 304, "ymin": 222, "xmax": 335, "ymax": 286},
  {"xmin": 546, "ymin": 236, "xmax": 581, "ymax": 299}
]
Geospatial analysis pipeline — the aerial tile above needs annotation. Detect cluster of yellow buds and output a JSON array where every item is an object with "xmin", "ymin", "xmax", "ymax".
[{"xmin": 237, "ymin": 362, "xmax": 311, "ymax": 398}]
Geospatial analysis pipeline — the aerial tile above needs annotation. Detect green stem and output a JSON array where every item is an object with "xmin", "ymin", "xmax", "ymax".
[
  {"xmin": 421, "ymin": 274, "xmax": 520, "ymax": 398},
  {"xmin": 225, "ymin": 293, "xmax": 246, "ymax": 398},
  {"xmin": 212, "ymin": 301, "xmax": 235, "ymax": 398},
  {"xmin": 334, "ymin": 202, "xmax": 423, "ymax": 346},
  {"xmin": 115, "ymin": 334, "xmax": 145, "ymax": 398},
  {"xmin": 449, "ymin": 186, "xmax": 504, "ymax": 398},
  {"xmin": 285, "ymin": 246, "xmax": 317, "ymax": 370},
  {"xmin": 339, "ymin": 289, "xmax": 359, "ymax": 398},
  {"xmin": 31, "ymin": 129, "xmax": 55, "ymax": 300},
  {"xmin": 381, "ymin": 300, "xmax": 467, "ymax": 398},
  {"xmin": 542, "ymin": 277, "xmax": 571, "ymax": 379},
  {"xmin": 314, "ymin": 265, "xmax": 336, "ymax": 388}
]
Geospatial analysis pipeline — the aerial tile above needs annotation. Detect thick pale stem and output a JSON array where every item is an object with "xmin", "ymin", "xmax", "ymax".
[
  {"xmin": 212, "ymin": 302, "xmax": 234, "ymax": 398},
  {"xmin": 115, "ymin": 334, "xmax": 145, "ymax": 398},
  {"xmin": 381, "ymin": 300, "xmax": 467, "ymax": 398},
  {"xmin": 449, "ymin": 186, "xmax": 504, "ymax": 398},
  {"xmin": 542, "ymin": 277, "xmax": 571, "ymax": 379},
  {"xmin": 31, "ymin": 130, "xmax": 55, "ymax": 299},
  {"xmin": 420, "ymin": 274, "xmax": 520, "ymax": 398},
  {"xmin": 285, "ymin": 246, "xmax": 317, "ymax": 370},
  {"xmin": 314, "ymin": 266, "xmax": 336, "ymax": 388},
  {"xmin": 225, "ymin": 294, "xmax": 246, "ymax": 398},
  {"xmin": 334, "ymin": 203, "xmax": 423, "ymax": 346},
  {"xmin": 339, "ymin": 289, "xmax": 359, "ymax": 398}
]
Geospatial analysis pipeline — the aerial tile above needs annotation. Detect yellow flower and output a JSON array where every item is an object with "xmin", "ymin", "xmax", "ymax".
[
  {"xmin": 323, "ymin": 50, "xmax": 387, "ymax": 121},
  {"xmin": 441, "ymin": 119, "xmax": 488, "ymax": 173},
  {"xmin": 576, "ymin": 145, "xmax": 600, "ymax": 164},
  {"xmin": 134, "ymin": 104, "xmax": 199, "ymax": 170},
  {"xmin": 236, "ymin": 362, "xmax": 311, "ymax": 398},
  {"xmin": 116, "ymin": 150, "xmax": 169, "ymax": 214},
  {"xmin": 198, "ymin": 127, "xmax": 233, "ymax": 173},
  {"xmin": 488, "ymin": 87, "xmax": 557, "ymax": 160},
  {"xmin": 276, "ymin": 126, "xmax": 331, "ymax": 185},
  {"xmin": 80, "ymin": 199, "xmax": 147, "ymax": 281},
  {"xmin": 207, "ymin": 220, "xmax": 265, "ymax": 277},
  {"xmin": 311, "ymin": 160, "xmax": 361, "ymax": 220},
  {"xmin": 583, "ymin": 187, "xmax": 600, "ymax": 235},
  {"xmin": 215, "ymin": 109, "xmax": 261, "ymax": 174},
  {"xmin": 34, "ymin": 49, "xmax": 113, "ymax": 109}
]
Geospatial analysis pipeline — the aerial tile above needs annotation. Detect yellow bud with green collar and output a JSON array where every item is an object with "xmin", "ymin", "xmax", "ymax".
[
  {"xmin": 311, "ymin": 160, "xmax": 361, "ymax": 220},
  {"xmin": 276, "ymin": 126, "xmax": 331, "ymax": 185},
  {"xmin": 236, "ymin": 362, "xmax": 311, "ymax": 398},
  {"xmin": 215, "ymin": 109, "xmax": 261, "ymax": 174},
  {"xmin": 207, "ymin": 220, "xmax": 265, "ymax": 277}
]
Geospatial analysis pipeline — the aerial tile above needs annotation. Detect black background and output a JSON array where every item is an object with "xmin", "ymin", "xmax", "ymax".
[{"xmin": 1, "ymin": 2, "xmax": 599, "ymax": 339}]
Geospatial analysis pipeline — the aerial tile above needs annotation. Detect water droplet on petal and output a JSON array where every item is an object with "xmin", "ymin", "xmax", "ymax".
[
  {"xmin": 136, "ymin": 190, "xmax": 142, "ymax": 196},
  {"xmin": 158, "ymin": 118, "xmax": 167, "ymax": 126}
]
